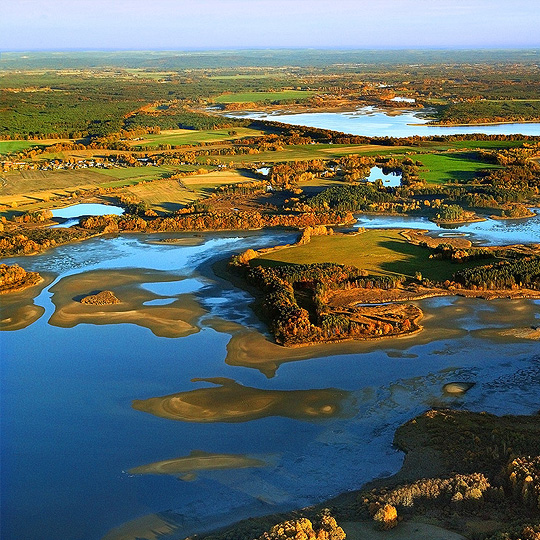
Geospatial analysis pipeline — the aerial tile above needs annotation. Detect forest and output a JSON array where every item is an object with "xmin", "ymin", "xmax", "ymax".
[{"xmin": 231, "ymin": 258, "xmax": 416, "ymax": 346}]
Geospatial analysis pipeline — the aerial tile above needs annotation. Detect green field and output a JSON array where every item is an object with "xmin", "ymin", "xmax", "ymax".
[
  {"xmin": 423, "ymin": 140, "xmax": 526, "ymax": 151},
  {"xmin": 132, "ymin": 127, "xmax": 265, "ymax": 148},
  {"xmin": 0, "ymin": 141, "xmax": 47, "ymax": 154},
  {"xmin": 206, "ymin": 143, "xmax": 416, "ymax": 166},
  {"xmin": 416, "ymin": 152, "xmax": 500, "ymax": 184},
  {"xmin": 256, "ymin": 229, "xmax": 483, "ymax": 281},
  {"xmin": 0, "ymin": 138, "xmax": 82, "ymax": 155},
  {"xmin": 94, "ymin": 165, "xmax": 179, "ymax": 180},
  {"xmin": 214, "ymin": 90, "xmax": 315, "ymax": 104},
  {"xmin": 198, "ymin": 141, "xmax": 518, "ymax": 167}
]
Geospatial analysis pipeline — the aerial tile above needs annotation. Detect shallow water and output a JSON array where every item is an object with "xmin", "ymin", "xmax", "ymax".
[
  {"xmin": 1, "ymin": 231, "xmax": 539, "ymax": 540},
  {"xmin": 355, "ymin": 208, "xmax": 540, "ymax": 245},
  {"xmin": 230, "ymin": 106, "xmax": 540, "ymax": 137}
]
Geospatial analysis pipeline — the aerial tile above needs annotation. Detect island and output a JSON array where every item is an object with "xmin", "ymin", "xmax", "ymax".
[{"xmin": 222, "ymin": 225, "xmax": 540, "ymax": 347}]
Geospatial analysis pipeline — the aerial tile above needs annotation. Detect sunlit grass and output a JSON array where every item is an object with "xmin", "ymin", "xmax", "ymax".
[{"xmin": 257, "ymin": 229, "xmax": 483, "ymax": 281}]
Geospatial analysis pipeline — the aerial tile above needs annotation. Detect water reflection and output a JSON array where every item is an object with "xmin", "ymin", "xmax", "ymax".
[
  {"xmin": 132, "ymin": 377, "xmax": 354, "ymax": 422},
  {"xmin": 128, "ymin": 450, "xmax": 267, "ymax": 480},
  {"xmin": 471, "ymin": 299, "xmax": 540, "ymax": 341},
  {"xmin": 48, "ymin": 268, "xmax": 206, "ymax": 338},
  {"xmin": 51, "ymin": 203, "xmax": 124, "ymax": 219},
  {"xmin": 51, "ymin": 203, "xmax": 124, "ymax": 228},
  {"xmin": 366, "ymin": 166, "xmax": 401, "ymax": 187}
]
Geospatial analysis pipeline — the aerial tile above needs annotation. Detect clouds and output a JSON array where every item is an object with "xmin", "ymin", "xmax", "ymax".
[{"xmin": 1, "ymin": 0, "xmax": 538, "ymax": 51}]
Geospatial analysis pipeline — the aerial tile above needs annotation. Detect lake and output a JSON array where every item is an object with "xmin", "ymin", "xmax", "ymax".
[
  {"xmin": 228, "ymin": 106, "xmax": 540, "ymax": 137},
  {"xmin": 1, "ymin": 226, "xmax": 540, "ymax": 540}
]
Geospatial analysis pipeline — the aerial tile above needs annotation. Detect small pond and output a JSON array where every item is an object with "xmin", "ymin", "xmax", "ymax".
[
  {"xmin": 366, "ymin": 166, "xmax": 401, "ymax": 187},
  {"xmin": 51, "ymin": 203, "xmax": 124, "ymax": 228}
]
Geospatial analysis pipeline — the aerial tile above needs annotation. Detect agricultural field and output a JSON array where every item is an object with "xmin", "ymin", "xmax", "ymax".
[
  {"xmin": 213, "ymin": 90, "xmax": 316, "ymax": 103},
  {"xmin": 1, "ymin": 169, "xmax": 113, "ymax": 198},
  {"xmin": 215, "ymin": 143, "xmax": 416, "ymax": 166},
  {"xmin": 256, "ymin": 229, "xmax": 484, "ymax": 281},
  {"xmin": 0, "ymin": 170, "xmax": 112, "ymax": 211},
  {"xmin": 94, "ymin": 165, "xmax": 179, "ymax": 181},
  {"xmin": 0, "ymin": 140, "xmax": 54, "ymax": 155},
  {"xmin": 2, "ymin": 165, "xmax": 178, "ymax": 195},
  {"xmin": 130, "ymin": 126, "xmax": 265, "ymax": 148},
  {"xmin": 416, "ymin": 152, "xmax": 500, "ymax": 184},
  {"xmin": 418, "ymin": 139, "xmax": 527, "ymax": 151},
  {"xmin": 0, "ymin": 165, "xmax": 182, "ymax": 210},
  {"xmin": 119, "ymin": 170, "xmax": 256, "ymax": 213},
  {"xmin": 197, "ymin": 141, "xmax": 515, "ymax": 168},
  {"xmin": 119, "ymin": 179, "xmax": 200, "ymax": 213}
]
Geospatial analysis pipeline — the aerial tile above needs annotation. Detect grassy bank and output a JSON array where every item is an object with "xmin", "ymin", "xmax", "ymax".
[{"xmin": 256, "ymin": 229, "xmax": 482, "ymax": 281}]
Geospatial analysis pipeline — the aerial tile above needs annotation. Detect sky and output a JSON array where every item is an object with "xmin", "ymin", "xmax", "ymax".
[{"xmin": 1, "ymin": 0, "xmax": 539, "ymax": 52}]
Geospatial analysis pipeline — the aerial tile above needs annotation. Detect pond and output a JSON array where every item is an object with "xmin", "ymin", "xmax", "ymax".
[
  {"xmin": 51, "ymin": 203, "xmax": 124, "ymax": 227},
  {"xmin": 366, "ymin": 166, "xmax": 401, "ymax": 187},
  {"xmin": 1, "ymin": 231, "xmax": 540, "ymax": 540},
  {"xmin": 229, "ymin": 106, "xmax": 540, "ymax": 137}
]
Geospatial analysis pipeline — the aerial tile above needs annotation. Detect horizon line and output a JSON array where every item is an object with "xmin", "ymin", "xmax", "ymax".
[{"xmin": 2, "ymin": 46, "xmax": 540, "ymax": 54}]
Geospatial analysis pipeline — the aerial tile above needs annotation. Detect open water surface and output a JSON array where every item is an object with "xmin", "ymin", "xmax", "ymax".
[
  {"xmin": 2, "ymin": 108, "xmax": 540, "ymax": 540},
  {"xmin": 1, "ymin": 227, "xmax": 540, "ymax": 540},
  {"xmin": 229, "ymin": 106, "xmax": 540, "ymax": 137},
  {"xmin": 355, "ymin": 208, "xmax": 540, "ymax": 245}
]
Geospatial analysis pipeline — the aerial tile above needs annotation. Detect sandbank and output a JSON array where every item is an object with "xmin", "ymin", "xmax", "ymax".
[
  {"xmin": 128, "ymin": 450, "xmax": 267, "ymax": 478},
  {"xmin": 205, "ymin": 314, "xmax": 466, "ymax": 378},
  {"xmin": 48, "ymin": 268, "xmax": 206, "ymax": 338},
  {"xmin": 132, "ymin": 377, "xmax": 354, "ymax": 423},
  {"xmin": 0, "ymin": 273, "xmax": 55, "ymax": 331}
]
